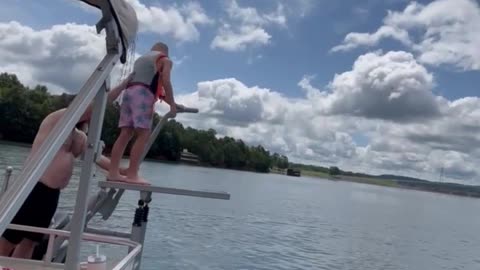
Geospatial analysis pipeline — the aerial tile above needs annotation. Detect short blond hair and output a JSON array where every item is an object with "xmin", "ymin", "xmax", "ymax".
[{"xmin": 151, "ymin": 42, "xmax": 169, "ymax": 55}]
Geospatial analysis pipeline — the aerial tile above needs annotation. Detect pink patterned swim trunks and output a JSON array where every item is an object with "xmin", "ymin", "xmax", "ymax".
[{"xmin": 118, "ymin": 85, "xmax": 156, "ymax": 129}]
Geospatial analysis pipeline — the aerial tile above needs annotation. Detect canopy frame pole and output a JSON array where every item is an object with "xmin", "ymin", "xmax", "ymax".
[{"xmin": 64, "ymin": 2, "xmax": 121, "ymax": 269}]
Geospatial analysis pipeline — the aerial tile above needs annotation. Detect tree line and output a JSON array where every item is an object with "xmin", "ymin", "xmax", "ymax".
[{"xmin": 0, "ymin": 73, "xmax": 289, "ymax": 173}]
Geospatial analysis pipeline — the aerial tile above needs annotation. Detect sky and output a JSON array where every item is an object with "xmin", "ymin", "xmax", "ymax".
[{"xmin": 0, "ymin": 0, "xmax": 479, "ymax": 184}]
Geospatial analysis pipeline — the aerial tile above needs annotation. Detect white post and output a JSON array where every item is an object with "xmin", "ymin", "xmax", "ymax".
[
  {"xmin": 129, "ymin": 191, "xmax": 152, "ymax": 270},
  {"xmin": 64, "ymin": 82, "xmax": 108, "ymax": 270}
]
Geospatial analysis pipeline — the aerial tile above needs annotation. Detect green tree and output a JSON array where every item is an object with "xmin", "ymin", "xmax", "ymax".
[
  {"xmin": 100, "ymin": 103, "xmax": 121, "ymax": 152},
  {"xmin": 0, "ymin": 73, "xmax": 34, "ymax": 142},
  {"xmin": 248, "ymin": 145, "xmax": 271, "ymax": 172},
  {"xmin": 277, "ymin": 155, "xmax": 289, "ymax": 169},
  {"xmin": 0, "ymin": 72, "xmax": 300, "ymax": 174},
  {"xmin": 329, "ymin": 166, "xmax": 341, "ymax": 175},
  {"xmin": 147, "ymin": 120, "xmax": 183, "ymax": 160},
  {"xmin": 223, "ymin": 140, "xmax": 243, "ymax": 168}
]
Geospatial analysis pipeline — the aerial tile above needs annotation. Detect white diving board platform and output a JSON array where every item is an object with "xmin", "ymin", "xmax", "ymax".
[{"xmin": 98, "ymin": 181, "xmax": 231, "ymax": 200}]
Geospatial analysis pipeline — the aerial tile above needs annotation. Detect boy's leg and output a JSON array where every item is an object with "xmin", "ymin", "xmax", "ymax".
[
  {"xmin": 20, "ymin": 182, "xmax": 60, "ymax": 260},
  {"xmin": 1, "ymin": 181, "xmax": 59, "ymax": 259},
  {"xmin": 108, "ymin": 88, "xmax": 135, "ymax": 181},
  {"xmin": 11, "ymin": 239, "xmax": 35, "ymax": 259},
  {"xmin": 0, "ymin": 237, "xmax": 16, "ymax": 257},
  {"xmin": 125, "ymin": 128, "xmax": 151, "ymax": 185},
  {"xmin": 107, "ymin": 128, "xmax": 133, "ymax": 181},
  {"xmin": 0, "ymin": 183, "xmax": 40, "ymax": 257},
  {"xmin": 123, "ymin": 86, "xmax": 155, "ymax": 185}
]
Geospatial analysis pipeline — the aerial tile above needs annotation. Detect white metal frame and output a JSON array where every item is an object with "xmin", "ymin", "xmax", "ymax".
[
  {"xmin": 0, "ymin": 2, "xmax": 230, "ymax": 270},
  {"xmin": 1, "ymin": 224, "xmax": 142, "ymax": 270}
]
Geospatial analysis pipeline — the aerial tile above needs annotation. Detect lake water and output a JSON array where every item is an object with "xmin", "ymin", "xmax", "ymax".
[{"xmin": 1, "ymin": 143, "xmax": 480, "ymax": 270}]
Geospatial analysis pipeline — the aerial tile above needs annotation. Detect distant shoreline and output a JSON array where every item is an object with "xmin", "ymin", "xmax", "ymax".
[
  {"xmin": 0, "ymin": 140, "xmax": 32, "ymax": 148},
  {"xmin": 300, "ymin": 170, "xmax": 480, "ymax": 199},
  {"xmin": 2, "ymin": 140, "xmax": 479, "ymax": 199},
  {"xmin": 0, "ymin": 140, "xmax": 268, "ymax": 174}
]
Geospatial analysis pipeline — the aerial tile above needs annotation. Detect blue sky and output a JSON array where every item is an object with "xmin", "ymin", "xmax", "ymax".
[
  {"xmin": 3, "ymin": 0, "xmax": 476, "ymax": 100},
  {"xmin": 1, "ymin": 0, "xmax": 479, "ymax": 183}
]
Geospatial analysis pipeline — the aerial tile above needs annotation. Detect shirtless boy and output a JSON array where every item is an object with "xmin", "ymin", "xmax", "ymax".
[
  {"xmin": 0, "ymin": 74, "xmax": 133, "ymax": 259},
  {"xmin": 107, "ymin": 42, "xmax": 181, "ymax": 185}
]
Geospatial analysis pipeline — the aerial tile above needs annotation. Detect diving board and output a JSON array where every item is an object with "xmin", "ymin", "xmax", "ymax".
[
  {"xmin": 98, "ymin": 181, "xmax": 231, "ymax": 200},
  {"xmin": 94, "ymin": 180, "xmax": 230, "ymax": 269}
]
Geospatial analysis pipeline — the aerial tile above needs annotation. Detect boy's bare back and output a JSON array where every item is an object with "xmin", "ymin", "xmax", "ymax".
[{"xmin": 28, "ymin": 109, "xmax": 87, "ymax": 190}]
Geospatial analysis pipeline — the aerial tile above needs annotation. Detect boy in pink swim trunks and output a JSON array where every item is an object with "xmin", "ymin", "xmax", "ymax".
[{"xmin": 107, "ymin": 42, "xmax": 178, "ymax": 185}]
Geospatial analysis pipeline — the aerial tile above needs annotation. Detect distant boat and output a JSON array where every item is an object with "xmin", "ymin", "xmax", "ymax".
[
  {"xmin": 180, "ymin": 149, "xmax": 199, "ymax": 164},
  {"xmin": 286, "ymin": 168, "xmax": 301, "ymax": 177}
]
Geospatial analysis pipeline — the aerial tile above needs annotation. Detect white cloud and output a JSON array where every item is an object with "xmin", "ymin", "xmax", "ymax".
[
  {"xmin": 0, "ymin": 20, "xmax": 135, "ymax": 94},
  {"xmin": 0, "ymin": 21, "xmax": 106, "ymax": 94},
  {"xmin": 211, "ymin": 24, "xmax": 271, "ymax": 52},
  {"xmin": 171, "ymin": 77, "xmax": 359, "ymax": 165},
  {"xmin": 170, "ymin": 55, "xmax": 189, "ymax": 66},
  {"xmin": 349, "ymin": 92, "xmax": 480, "ymax": 182},
  {"xmin": 2, "ymin": 18, "xmax": 478, "ymax": 184},
  {"xmin": 247, "ymin": 54, "xmax": 264, "ymax": 65},
  {"xmin": 176, "ymin": 78, "xmax": 289, "ymax": 126},
  {"xmin": 224, "ymin": 0, "xmax": 286, "ymax": 26},
  {"xmin": 170, "ymin": 51, "xmax": 480, "ymax": 184},
  {"xmin": 211, "ymin": 0, "xmax": 286, "ymax": 51},
  {"xmin": 125, "ymin": 0, "xmax": 213, "ymax": 42},
  {"xmin": 290, "ymin": 0, "xmax": 316, "ymax": 17},
  {"xmin": 298, "ymin": 75, "xmax": 323, "ymax": 100},
  {"xmin": 331, "ymin": 0, "xmax": 480, "ymax": 70},
  {"xmin": 427, "ymin": 150, "xmax": 478, "ymax": 180},
  {"xmin": 331, "ymin": 25, "xmax": 412, "ymax": 52},
  {"xmin": 323, "ymin": 50, "xmax": 445, "ymax": 122},
  {"xmin": 353, "ymin": 7, "xmax": 369, "ymax": 17},
  {"xmin": 361, "ymin": 117, "xmax": 480, "ymax": 182}
]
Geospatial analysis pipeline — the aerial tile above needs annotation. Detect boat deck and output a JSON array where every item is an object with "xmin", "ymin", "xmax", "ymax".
[
  {"xmin": 0, "ymin": 255, "xmax": 128, "ymax": 270},
  {"xmin": 0, "ymin": 257, "xmax": 63, "ymax": 270}
]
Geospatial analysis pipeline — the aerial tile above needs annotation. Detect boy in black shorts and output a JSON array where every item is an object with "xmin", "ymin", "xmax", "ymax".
[{"xmin": 0, "ymin": 74, "xmax": 134, "ymax": 259}]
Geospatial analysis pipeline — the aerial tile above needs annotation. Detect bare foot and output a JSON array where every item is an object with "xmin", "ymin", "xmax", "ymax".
[
  {"xmin": 107, "ymin": 173, "xmax": 128, "ymax": 183},
  {"xmin": 119, "ymin": 167, "xmax": 129, "ymax": 176},
  {"xmin": 125, "ymin": 176, "xmax": 150, "ymax": 186}
]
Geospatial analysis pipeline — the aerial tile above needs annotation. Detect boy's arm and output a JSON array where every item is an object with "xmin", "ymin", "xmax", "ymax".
[
  {"xmin": 78, "ymin": 72, "xmax": 135, "ymax": 122},
  {"xmin": 157, "ymin": 59, "xmax": 176, "ymax": 116},
  {"xmin": 96, "ymin": 155, "xmax": 128, "ymax": 175},
  {"xmin": 107, "ymin": 72, "xmax": 135, "ymax": 103},
  {"xmin": 96, "ymin": 155, "xmax": 111, "ymax": 172},
  {"xmin": 72, "ymin": 129, "xmax": 87, "ymax": 158}
]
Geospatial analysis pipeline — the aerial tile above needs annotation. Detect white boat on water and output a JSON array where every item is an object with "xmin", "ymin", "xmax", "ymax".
[{"xmin": 0, "ymin": 1, "xmax": 230, "ymax": 269}]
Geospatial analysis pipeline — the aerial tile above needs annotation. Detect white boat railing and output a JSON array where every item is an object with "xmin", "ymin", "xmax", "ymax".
[
  {"xmin": 141, "ymin": 105, "xmax": 198, "ymax": 163},
  {"xmin": 3, "ymin": 224, "xmax": 142, "ymax": 270}
]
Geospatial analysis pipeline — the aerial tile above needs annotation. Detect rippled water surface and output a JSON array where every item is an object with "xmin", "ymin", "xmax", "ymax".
[{"xmin": 1, "ymin": 144, "xmax": 480, "ymax": 270}]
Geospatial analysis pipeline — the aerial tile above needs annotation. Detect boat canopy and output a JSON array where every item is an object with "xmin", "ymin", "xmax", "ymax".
[{"xmin": 80, "ymin": 0, "xmax": 138, "ymax": 63}]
